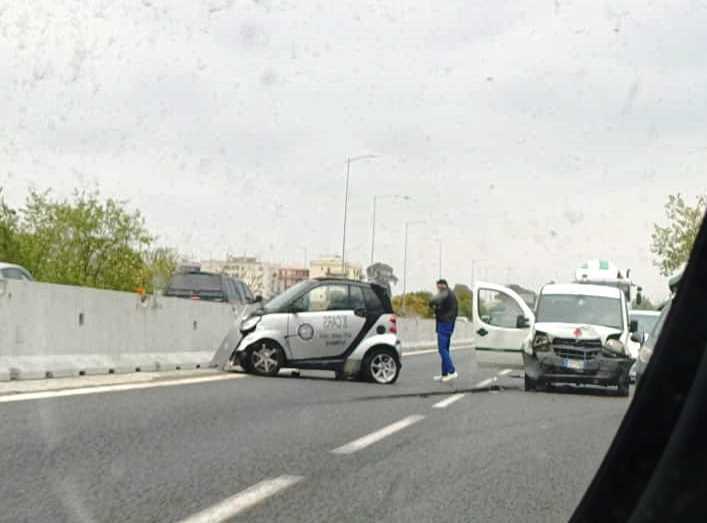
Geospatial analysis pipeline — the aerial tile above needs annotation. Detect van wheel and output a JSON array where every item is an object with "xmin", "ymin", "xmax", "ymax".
[
  {"xmin": 363, "ymin": 349, "xmax": 400, "ymax": 384},
  {"xmin": 617, "ymin": 375, "xmax": 630, "ymax": 397},
  {"xmin": 249, "ymin": 342, "xmax": 284, "ymax": 377}
]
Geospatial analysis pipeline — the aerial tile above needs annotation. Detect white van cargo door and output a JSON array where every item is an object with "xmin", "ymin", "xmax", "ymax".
[{"xmin": 472, "ymin": 282, "xmax": 535, "ymax": 354}]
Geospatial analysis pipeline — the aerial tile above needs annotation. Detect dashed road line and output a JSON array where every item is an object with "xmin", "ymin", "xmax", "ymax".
[
  {"xmin": 473, "ymin": 377, "xmax": 496, "ymax": 389},
  {"xmin": 177, "ymin": 475, "xmax": 304, "ymax": 523},
  {"xmin": 433, "ymin": 393, "xmax": 466, "ymax": 409},
  {"xmin": 331, "ymin": 415, "xmax": 425, "ymax": 455},
  {"xmin": 0, "ymin": 374, "xmax": 246, "ymax": 404}
]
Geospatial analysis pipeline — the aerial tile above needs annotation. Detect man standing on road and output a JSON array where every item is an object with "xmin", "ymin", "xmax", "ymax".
[{"xmin": 429, "ymin": 279, "xmax": 459, "ymax": 382}]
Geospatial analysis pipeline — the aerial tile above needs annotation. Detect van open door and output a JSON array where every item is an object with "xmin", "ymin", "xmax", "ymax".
[{"xmin": 472, "ymin": 282, "xmax": 535, "ymax": 365}]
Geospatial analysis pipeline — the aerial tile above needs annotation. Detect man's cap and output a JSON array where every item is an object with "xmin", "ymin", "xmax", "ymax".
[{"xmin": 436, "ymin": 279, "xmax": 448, "ymax": 286}]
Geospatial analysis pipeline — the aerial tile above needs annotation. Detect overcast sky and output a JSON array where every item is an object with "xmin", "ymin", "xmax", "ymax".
[{"xmin": 2, "ymin": 0, "xmax": 706, "ymax": 300}]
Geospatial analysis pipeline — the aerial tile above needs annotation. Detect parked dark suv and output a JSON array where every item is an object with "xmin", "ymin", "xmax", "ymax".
[{"xmin": 164, "ymin": 270, "xmax": 259, "ymax": 306}]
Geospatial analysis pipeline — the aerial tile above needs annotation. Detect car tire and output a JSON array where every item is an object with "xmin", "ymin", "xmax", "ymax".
[
  {"xmin": 362, "ymin": 348, "xmax": 400, "ymax": 385},
  {"xmin": 524, "ymin": 374, "xmax": 537, "ymax": 392},
  {"xmin": 617, "ymin": 374, "xmax": 630, "ymax": 397},
  {"xmin": 249, "ymin": 341, "xmax": 285, "ymax": 377}
]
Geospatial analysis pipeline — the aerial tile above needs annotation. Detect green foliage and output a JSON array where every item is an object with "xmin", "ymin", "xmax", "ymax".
[
  {"xmin": 0, "ymin": 189, "xmax": 20, "ymax": 262},
  {"xmin": 651, "ymin": 193, "xmax": 706, "ymax": 276},
  {"xmin": 392, "ymin": 286, "xmax": 473, "ymax": 319},
  {"xmin": 392, "ymin": 291, "xmax": 434, "ymax": 318},
  {"xmin": 1, "ymin": 187, "xmax": 177, "ymax": 293},
  {"xmin": 453, "ymin": 284, "xmax": 473, "ymax": 319}
]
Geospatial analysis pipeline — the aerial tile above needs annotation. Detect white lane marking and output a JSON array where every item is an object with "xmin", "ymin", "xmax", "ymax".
[
  {"xmin": 473, "ymin": 377, "xmax": 496, "ymax": 389},
  {"xmin": 178, "ymin": 475, "xmax": 304, "ymax": 523},
  {"xmin": 498, "ymin": 368, "xmax": 513, "ymax": 376},
  {"xmin": 331, "ymin": 415, "xmax": 425, "ymax": 455},
  {"xmin": 433, "ymin": 393, "xmax": 466, "ymax": 409},
  {"xmin": 403, "ymin": 346, "xmax": 474, "ymax": 358},
  {"xmin": 0, "ymin": 374, "xmax": 246, "ymax": 404}
]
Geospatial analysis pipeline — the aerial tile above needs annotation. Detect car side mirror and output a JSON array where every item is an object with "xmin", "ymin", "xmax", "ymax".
[
  {"xmin": 630, "ymin": 332, "xmax": 642, "ymax": 343},
  {"xmin": 629, "ymin": 319, "xmax": 639, "ymax": 333},
  {"xmin": 254, "ymin": 295, "xmax": 263, "ymax": 303},
  {"xmin": 516, "ymin": 315, "xmax": 531, "ymax": 329}
]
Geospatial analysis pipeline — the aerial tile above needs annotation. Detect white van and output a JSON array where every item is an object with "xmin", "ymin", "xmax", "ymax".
[{"xmin": 471, "ymin": 281, "xmax": 638, "ymax": 396}]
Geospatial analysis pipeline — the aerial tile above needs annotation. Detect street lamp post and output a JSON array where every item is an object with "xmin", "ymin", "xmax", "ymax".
[
  {"xmin": 370, "ymin": 194, "xmax": 410, "ymax": 265},
  {"xmin": 341, "ymin": 154, "xmax": 377, "ymax": 274},
  {"xmin": 436, "ymin": 239, "xmax": 443, "ymax": 280},
  {"xmin": 402, "ymin": 220, "xmax": 425, "ymax": 315}
]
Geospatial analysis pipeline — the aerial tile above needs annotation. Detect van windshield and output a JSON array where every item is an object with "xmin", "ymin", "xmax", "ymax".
[{"xmin": 536, "ymin": 294, "xmax": 623, "ymax": 330}]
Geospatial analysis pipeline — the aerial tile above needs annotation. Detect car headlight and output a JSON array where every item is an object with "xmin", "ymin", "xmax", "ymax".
[
  {"xmin": 604, "ymin": 338, "xmax": 626, "ymax": 356},
  {"xmin": 533, "ymin": 332, "xmax": 551, "ymax": 352},
  {"xmin": 240, "ymin": 315, "xmax": 261, "ymax": 332},
  {"xmin": 638, "ymin": 346, "xmax": 653, "ymax": 364}
]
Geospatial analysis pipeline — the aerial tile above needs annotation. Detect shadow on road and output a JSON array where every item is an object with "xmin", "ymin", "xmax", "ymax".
[{"xmin": 533, "ymin": 383, "xmax": 629, "ymax": 398}]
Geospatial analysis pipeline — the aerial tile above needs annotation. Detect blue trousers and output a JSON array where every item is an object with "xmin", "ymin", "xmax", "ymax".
[{"xmin": 436, "ymin": 321, "xmax": 456, "ymax": 375}]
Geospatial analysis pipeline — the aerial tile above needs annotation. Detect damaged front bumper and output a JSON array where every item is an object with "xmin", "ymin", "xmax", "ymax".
[{"xmin": 524, "ymin": 351, "xmax": 633, "ymax": 386}]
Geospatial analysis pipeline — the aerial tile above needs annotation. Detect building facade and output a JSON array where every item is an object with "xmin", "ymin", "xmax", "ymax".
[
  {"xmin": 273, "ymin": 267, "xmax": 310, "ymax": 295},
  {"xmin": 201, "ymin": 256, "xmax": 279, "ymax": 298},
  {"xmin": 309, "ymin": 256, "xmax": 363, "ymax": 281}
]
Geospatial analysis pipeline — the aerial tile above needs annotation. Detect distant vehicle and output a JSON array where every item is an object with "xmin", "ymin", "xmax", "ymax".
[
  {"xmin": 230, "ymin": 278, "xmax": 402, "ymax": 384},
  {"xmin": 164, "ymin": 270, "xmax": 259, "ymax": 307},
  {"xmin": 627, "ymin": 310, "xmax": 660, "ymax": 381},
  {"xmin": 635, "ymin": 266, "xmax": 684, "ymax": 385},
  {"xmin": 521, "ymin": 283, "xmax": 637, "ymax": 396},
  {"xmin": 0, "ymin": 262, "xmax": 34, "ymax": 281}
]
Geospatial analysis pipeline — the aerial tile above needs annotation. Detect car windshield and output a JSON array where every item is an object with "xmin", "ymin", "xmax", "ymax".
[
  {"xmin": 536, "ymin": 294, "xmax": 624, "ymax": 330},
  {"xmin": 263, "ymin": 280, "xmax": 313, "ymax": 313}
]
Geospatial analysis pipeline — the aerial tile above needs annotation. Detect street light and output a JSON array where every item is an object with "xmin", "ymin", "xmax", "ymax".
[
  {"xmin": 370, "ymin": 194, "xmax": 411, "ymax": 265},
  {"xmin": 402, "ymin": 220, "xmax": 425, "ymax": 315},
  {"xmin": 341, "ymin": 154, "xmax": 377, "ymax": 274},
  {"xmin": 436, "ymin": 239, "xmax": 443, "ymax": 280}
]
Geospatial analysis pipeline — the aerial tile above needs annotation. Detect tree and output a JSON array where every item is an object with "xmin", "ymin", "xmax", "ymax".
[
  {"xmin": 142, "ymin": 247, "xmax": 179, "ymax": 293},
  {"xmin": 2, "ymin": 187, "xmax": 177, "ymax": 293},
  {"xmin": 453, "ymin": 284, "xmax": 473, "ymax": 319},
  {"xmin": 392, "ymin": 291, "xmax": 433, "ymax": 318},
  {"xmin": 651, "ymin": 193, "xmax": 706, "ymax": 276},
  {"xmin": 0, "ymin": 189, "xmax": 20, "ymax": 263}
]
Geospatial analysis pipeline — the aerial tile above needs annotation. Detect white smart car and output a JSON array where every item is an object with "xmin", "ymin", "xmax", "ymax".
[{"xmin": 229, "ymin": 278, "xmax": 402, "ymax": 384}]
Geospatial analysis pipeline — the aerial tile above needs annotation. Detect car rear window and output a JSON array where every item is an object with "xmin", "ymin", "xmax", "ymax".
[{"xmin": 166, "ymin": 273, "xmax": 223, "ymax": 293}]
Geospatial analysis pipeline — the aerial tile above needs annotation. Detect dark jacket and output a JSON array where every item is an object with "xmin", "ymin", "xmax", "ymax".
[{"xmin": 429, "ymin": 289, "xmax": 458, "ymax": 324}]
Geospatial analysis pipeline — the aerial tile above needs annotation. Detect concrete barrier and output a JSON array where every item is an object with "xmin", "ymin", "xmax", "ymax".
[
  {"xmin": 0, "ymin": 279, "xmax": 477, "ymax": 381},
  {"xmin": 0, "ymin": 279, "xmax": 239, "ymax": 381},
  {"xmin": 397, "ymin": 317, "xmax": 475, "ymax": 352}
]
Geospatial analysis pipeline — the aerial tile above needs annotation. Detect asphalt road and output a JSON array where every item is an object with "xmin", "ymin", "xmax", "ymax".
[{"xmin": 0, "ymin": 349, "xmax": 630, "ymax": 523}]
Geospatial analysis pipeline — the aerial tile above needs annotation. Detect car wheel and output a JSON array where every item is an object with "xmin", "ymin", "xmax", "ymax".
[
  {"xmin": 617, "ymin": 374, "xmax": 630, "ymax": 397},
  {"xmin": 249, "ymin": 341, "xmax": 284, "ymax": 377},
  {"xmin": 524, "ymin": 374, "xmax": 537, "ymax": 392},
  {"xmin": 363, "ymin": 349, "xmax": 400, "ymax": 385}
]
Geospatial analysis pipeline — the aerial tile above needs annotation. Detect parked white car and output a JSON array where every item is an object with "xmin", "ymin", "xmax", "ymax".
[{"xmin": 0, "ymin": 262, "xmax": 33, "ymax": 281}]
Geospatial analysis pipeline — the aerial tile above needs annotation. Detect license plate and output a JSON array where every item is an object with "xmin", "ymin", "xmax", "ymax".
[{"xmin": 563, "ymin": 359, "xmax": 584, "ymax": 370}]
